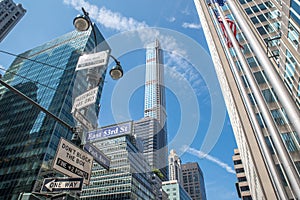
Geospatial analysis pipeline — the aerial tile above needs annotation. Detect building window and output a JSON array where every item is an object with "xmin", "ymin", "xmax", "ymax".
[
  {"xmin": 285, "ymin": 49, "xmax": 297, "ymax": 91},
  {"xmin": 251, "ymin": 16, "xmax": 259, "ymax": 24},
  {"xmin": 240, "ymin": 186, "xmax": 250, "ymax": 191},
  {"xmin": 238, "ymin": 176, "xmax": 247, "ymax": 182},
  {"xmin": 287, "ymin": 22, "xmax": 299, "ymax": 48},
  {"xmin": 262, "ymin": 89, "xmax": 277, "ymax": 103},
  {"xmin": 298, "ymin": 78, "xmax": 300, "ymax": 97},
  {"xmin": 236, "ymin": 168, "xmax": 245, "ymax": 173},
  {"xmin": 265, "ymin": 136, "xmax": 275, "ymax": 154},
  {"xmin": 271, "ymin": 109, "xmax": 288, "ymax": 126},
  {"xmin": 281, "ymin": 132, "xmax": 300, "ymax": 152},
  {"xmin": 257, "ymin": 26, "xmax": 267, "ymax": 35},
  {"xmin": 234, "ymin": 159, "xmax": 242, "ymax": 165},
  {"xmin": 254, "ymin": 71, "xmax": 267, "ymax": 84},
  {"xmin": 245, "ymin": 8, "xmax": 253, "ymax": 15},
  {"xmin": 247, "ymin": 57, "xmax": 259, "ymax": 68}
]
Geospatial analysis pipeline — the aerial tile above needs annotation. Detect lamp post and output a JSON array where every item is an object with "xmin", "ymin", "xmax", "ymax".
[
  {"xmin": 71, "ymin": 7, "xmax": 123, "ymax": 146},
  {"xmin": 73, "ymin": 7, "xmax": 123, "ymax": 80}
]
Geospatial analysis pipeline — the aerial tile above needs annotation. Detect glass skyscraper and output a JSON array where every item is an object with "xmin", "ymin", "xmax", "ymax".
[
  {"xmin": 81, "ymin": 121, "xmax": 155, "ymax": 199},
  {"xmin": 144, "ymin": 40, "xmax": 166, "ymax": 127},
  {"xmin": 133, "ymin": 39, "xmax": 168, "ymax": 181},
  {"xmin": 134, "ymin": 117, "xmax": 168, "ymax": 181},
  {"xmin": 194, "ymin": 0, "xmax": 299, "ymax": 199},
  {"xmin": 0, "ymin": 25, "xmax": 109, "ymax": 198}
]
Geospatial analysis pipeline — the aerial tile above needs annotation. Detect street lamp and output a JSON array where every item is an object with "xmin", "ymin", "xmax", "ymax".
[{"xmin": 73, "ymin": 7, "xmax": 123, "ymax": 80}]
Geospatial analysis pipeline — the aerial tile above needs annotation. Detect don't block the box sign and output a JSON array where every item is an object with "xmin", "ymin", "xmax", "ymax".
[{"xmin": 52, "ymin": 138, "xmax": 93, "ymax": 185}]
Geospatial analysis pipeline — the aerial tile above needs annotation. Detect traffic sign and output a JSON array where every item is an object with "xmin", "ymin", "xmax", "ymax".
[
  {"xmin": 75, "ymin": 51, "xmax": 108, "ymax": 71},
  {"xmin": 73, "ymin": 109, "xmax": 94, "ymax": 130},
  {"xmin": 71, "ymin": 87, "xmax": 98, "ymax": 113},
  {"xmin": 52, "ymin": 138, "xmax": 93, "ymax": 185},
  {"xmin": 84, "ymin": 143, "xmax": 110, "ymax": 170},
  {"xmin": 41, "ymin": 177, "xmax": 83, "ymax": 193}
]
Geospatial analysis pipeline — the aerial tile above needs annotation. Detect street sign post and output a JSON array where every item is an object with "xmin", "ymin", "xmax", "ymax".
[
  {"xmin": 71, "ymin": 87, "xmax": 98, "ymax": 113},
  {"xmin": 73, "ymin": 109, "xmax": 94, "ymax": 130},
  {"xmin": 84, "ymin": 143, "xmax": 110, "ymax": 170},
  {"xmin": 75, "ymin": 51, "xmax": 108, "ymax": 71},
  {"xmin": 41, "ymin": 177, "xmax": 83, "ymax": 193},
  {"xmin": 52, "ymin": 138, "xmax": 93, "ymax": 185}
]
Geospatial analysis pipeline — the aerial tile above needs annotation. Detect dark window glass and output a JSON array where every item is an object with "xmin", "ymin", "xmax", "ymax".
[
  {"xmin": 258, "ymin": 3, "xmax": 267, "ymax": 10},
  {"xmin": 251, "ymin": 16, "xmax": 259, "ymax": 24},
  {"xmin": 245, "ymin": 8, "xmax": 253, "ymax": 15},
  {"xmin": 240, "ymin": 186, "xmax": 250, "ymax": 191},
  {"xmin": 236, "ymin": 168, "xmax": 245, "ymax": 173},
  {"xmin": 238, "ymin": 176, "xmax": 247, "ymax": 182},
  {"xmin": 254, "ymin": 72, "xmax": 266, "ymax": 84},
  {"xmin": 234, "ymin": 160, "xmax": 242, "ymax": 165},
  {"xmin": 247, "ymin": 57, "xmax": 259, "ymax": 68},
  {"xmin": 251, "ymin": 5, "xmax": 259, "ymax": 12},
  {"xmin": 257, "ymin": 26, "xmax": 267, "ymax": 35}
]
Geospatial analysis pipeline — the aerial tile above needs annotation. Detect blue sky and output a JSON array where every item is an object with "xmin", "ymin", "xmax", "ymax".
[{"xmin": 0, "ymin": 0, "xmax": 239, "ymax": 199}]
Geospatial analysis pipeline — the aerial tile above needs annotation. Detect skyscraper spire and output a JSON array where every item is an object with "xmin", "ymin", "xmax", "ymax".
[{"xmin": 144, "ymin": 39, "xmax": 166, "ymax": 128}]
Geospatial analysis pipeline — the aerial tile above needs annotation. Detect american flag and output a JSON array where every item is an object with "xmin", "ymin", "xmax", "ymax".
[{"xmin": 213, "ymin": 9, "xmax": 243, "ymax": 49}]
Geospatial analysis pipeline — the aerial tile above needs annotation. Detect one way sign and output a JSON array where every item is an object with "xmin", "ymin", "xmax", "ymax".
[{"xmin": 41, "ymin": 177, "xmax": 83, "ymax": 193}]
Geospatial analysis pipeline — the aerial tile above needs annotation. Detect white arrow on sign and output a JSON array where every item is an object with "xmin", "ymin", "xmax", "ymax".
[
  {"xmin": 71, "ymin": 87, "xmax": 98, "ymax": 113},
  {"xmin": 45, "ymin": 180, "xmax": 82, "ymax": 192}
]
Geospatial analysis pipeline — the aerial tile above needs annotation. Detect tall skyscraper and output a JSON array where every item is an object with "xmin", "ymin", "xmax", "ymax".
[
  {"xmin": 134, "ymin": 39, "xmax": 168, "ymax": 180},
  {"xmin": 182, "ymin": 162, "xmax": 207, "ymax": 200},
  {"xmin": 194, "ymin": 0, "xmax": 300, "ymax": 199},
  {"xmin": 0, "ymin": 0, "xmax": 26, "ymax": 42},
  {"xmin": 168, "ymin": 149, "xmax": 183, "ymax": 185},
  {"xmin": 0, "ymin": 25, "xmax": 109, "ymax": 198},
  {"xmin": 144, "ymin": 39, "xmax": 167, "ymax": 128}
]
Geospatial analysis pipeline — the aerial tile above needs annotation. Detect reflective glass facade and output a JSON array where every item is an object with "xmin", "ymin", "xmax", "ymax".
[
  {"xmin": 162, "ymin": 180, "xmax": 192, "ymax": 200},
  {"xmin": 144, "ymin": 40, "xmax": 166, "ymax": 127},
  {"xmin": 138, "ymin": 40, "xmax": 168, "ymax": 182},
  {"xmin": 0, "ymin": 26, "xmax": 109, "ymax": 198},
  {"xmin": 134, "ymin": 117, "xmax": 168, "ymax": 181},
  {"xmin": 81, "ymin": 122, "xmax": 155, "ymax": 199}
]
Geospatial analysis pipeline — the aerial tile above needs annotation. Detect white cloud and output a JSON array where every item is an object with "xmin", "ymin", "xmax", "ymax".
[
  {"xmin": 182, "ymin": 22, "xmax": 202, "ymax": 29},
  {"xmin": 167, "ymin": 17, "xmax": 176, "ymax": 22},
  {"xmin": 63, "ymin": 0, "xmax": 203, "ymax": 93},
  {"xmin": 64, "ymin": 0, "xmax": 147, "ymax": 32},
  {"xmin": 183, "ymin": 146, "xmax": 236, "ymax": 174}
]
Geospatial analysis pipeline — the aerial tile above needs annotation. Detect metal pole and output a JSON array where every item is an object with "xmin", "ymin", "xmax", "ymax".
[
  {"xmin": 0, "ymin": 78, "xmax": 75, "ymax": 132},
  {"xmin": 214, "ymin": 4, "xmax": 300, "ymax": 198},
  {"xmin": 226, "ymin": 0, "xmax": 300, "ymax": 139}
]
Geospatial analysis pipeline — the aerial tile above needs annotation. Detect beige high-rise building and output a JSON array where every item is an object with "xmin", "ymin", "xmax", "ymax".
[
  {"xmin": 232, "ymin": 149, "xmax": 252, "ymax": 199},
  {"xmin": 194, "ymin": 0, "xmax": 300, "ymax": 199},
  {"xmin": 0, "ymin": 0, "xmax": 26, "ymax": 42},
  {"xmin": 168, "ymin": 149, "xmax": 183, "ymax": 184}
]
